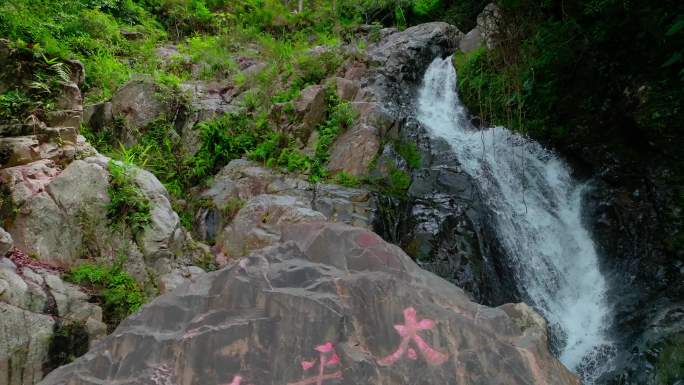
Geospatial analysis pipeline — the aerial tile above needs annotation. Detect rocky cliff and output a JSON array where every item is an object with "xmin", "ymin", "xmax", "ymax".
[
  {"xmin": 1, "ymin": 17, "xmax": 585, "ymax": 385},
  {"xmin": 41, "ymin": 222, "xmax": 579, "ymax": 385}
]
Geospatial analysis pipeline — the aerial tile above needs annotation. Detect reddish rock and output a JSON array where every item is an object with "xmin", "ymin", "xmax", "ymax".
[
  {"xmin": 327, "ymin": 123, "xmax": 380, "ymax": 177},
  {"xmin": 292, "ymin": 84, "xmax": 327, "ymax": 141},
  {"xmin": 334, "ymin": 77, "xmax": 359, "ymax": 101},
  {"xmin": 343, "ymin": 60, "xmax": 368, "ymax": 81}
]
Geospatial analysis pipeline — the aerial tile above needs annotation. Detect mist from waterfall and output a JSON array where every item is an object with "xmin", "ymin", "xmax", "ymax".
[{"xmin": 416, "ymin": 56, "xmax": 616, "ymax": 383}]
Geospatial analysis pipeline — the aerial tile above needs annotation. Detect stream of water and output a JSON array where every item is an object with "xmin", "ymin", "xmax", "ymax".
[{"xmin": 416, "ymin": 56, "xmax": 616, "ymax": 383}]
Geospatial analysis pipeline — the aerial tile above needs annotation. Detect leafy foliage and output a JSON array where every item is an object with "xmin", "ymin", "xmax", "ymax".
[
  {"xmin": 65, "ymin": 260, "xmax": 144, "ymax": 330},
  {"xmin": 106, "ymin": 161, "xmax": 151, "ymax": 236},
  {"xmin": 394, "ymin": 141, "xmax": 422, "ymax": 169},
  {"xmin": 333, "ymin": 172, "xmax": 360, "ymax": 188},
  {"xmin": 0, "ymin": 0, "xmax": 166, "ymax": 102},
  {"xmin": 456, "ymin": 0, "xmax": 684, "ymax": 146},
  {"xmin": 190, "ymin": 112, "xmax": 262, "ymax": 181},
  {"xmin": 0, "ymin": 90, "xmax": 32, "ymax": 121},
  {"xmin": 337, "ymin": 0, "xmax": 487, "ymax": 30}
]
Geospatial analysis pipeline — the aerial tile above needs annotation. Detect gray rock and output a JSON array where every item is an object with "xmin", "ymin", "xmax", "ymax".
[
  {"xmin": 476, "ymin": 3, "xmax": 501, "ymax": 49},
  {"xmin": 82, "ymin": 102, "xmax": 113, "ymax": 132},
  {"xmin": 215, "ymin": 194, "xmax": 326, "ymax": 264},
  {"xmin": 0, "ymin": 136, "xmax": 41, "ymax": 167},
  {"xmin": 5, "ymin": 156, "xmax": 200, "ymax": 273},
  {"xmin": 368, "ymin": 22, "xmax": 462, "ymax": 83},
  {"xmin": 334, "ymin": 77, "xmax": 359, "ymax": 101},
  {"xmin": 287, "ymin": 84, "xmax": 327, "ymax": 144},
  {"xmin": 66, "ymin": 60, "xmax": 86, "ymax": 87},
  {"xmin": 196, "ymin": 160, "xmax": 375, "ymax": 244},
  {"xmin": 111, "ymin": 80, "xmax": 167, "ymax": 131},
  {"xmin": 55, "ymin": 82, "xmax": 82, "ymax": 111},
  {"xmin": 0, "ymin": 258, "xmax": 106, "ymax": 384},
  {"xmin": 0, "ymin": 227, "xmax": 11, "ymax": 256},
  {"xmin": 10, "ymin": 190, "xmax": 78, "ymax": 267},
  {"xmin": 41, "ymin": 223, "xmax": 579, "ymax": 385},
  {"xmin": 459, "ymin": 27, "xmax": 483, "ymax": 53},
  {"xmin": 159, "ymin": 266, "xmax": 206, "ymax": 294},
  {"xmin": 0, "ymin": 302, "xmax": 54, "ymax": 385}
]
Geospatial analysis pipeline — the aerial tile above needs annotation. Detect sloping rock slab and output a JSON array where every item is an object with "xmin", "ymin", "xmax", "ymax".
[{"xmin": 41, "ymin": 223, "xmax": 578, "ymax": 385}]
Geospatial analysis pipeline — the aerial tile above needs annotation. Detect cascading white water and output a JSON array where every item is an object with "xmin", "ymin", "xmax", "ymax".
[{"xmin": 416, "ymin": 57, "xmax": 615, "ymax": 383}]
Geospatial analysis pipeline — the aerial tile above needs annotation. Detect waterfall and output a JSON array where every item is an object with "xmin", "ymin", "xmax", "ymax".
[{"xmin": 416, "ymin": 57, "xmax": 615, "ymax": 383}]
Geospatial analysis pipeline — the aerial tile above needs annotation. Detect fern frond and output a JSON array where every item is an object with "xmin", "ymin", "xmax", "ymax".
[
  {"xmin": 29, "ymin": 81, "xmax": 51, "ymax": 94},
  {"xmin": 51, "ymin": 63, "xmax": 71, "ymax": 83}
]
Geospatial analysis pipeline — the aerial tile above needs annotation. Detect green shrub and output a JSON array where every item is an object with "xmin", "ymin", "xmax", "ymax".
[
  {"xmin": 295, "ymin": 50, "xmax": 344, "ymax": 85},
  {"xmin": 190, "ymin": 112, "xmax": 262, "ymax": 181},
  {"xmin": 656, "ymin": 334, "xmax": 684, "ymax": 385},
  {"xmin": 222, "ymin": 197, "xmax": 245, "ymax": 220},
  {"xmin": 180, "ymin": 35, "xmax": 238, "ymax": 79},
  {"xmin": 0, "ymin": 53, "xmax": 76, "ymax": 120},
  {"xmin": 82, "ymin": 50, "xmax": 133, "ymax": 102},
  {"xmin": 0, "ymin": 185, "xmax": 17, "ymax": 227},
  {"xmin": 65, "ymin": 261, "xmax": 144, "ymax": 330},
  {"xmin": 310, "ymin": 88, "xmax": 356, "ymax": 181},
  {"xmin": 0, "ymin": 91, "xmax": 32, "ymax": 121},
  {"xmin": 106, "ymin": 161, "xmax": 152, "ymax": 236},
  {"xmin": 336, "ymin": 0, "xmax": 482, "ymax": 29},
  {"xmin": 276, "ymin": 147, "xmax": 310, "ymax": 172},
  {"xmin": 74, "ymin": 8, "xmax": 122, "ymax": 42},
  {"xmin": 333, "ymin": 172, "xmax": 360, "ymax": 188},
  {"xmin": 388, "ymin": 167, "xmax": 411, "ymax": 195},
  {"xmin": 394, "ymin": 141, "xmax": 421, "ymax": 169},
  {"xmin": 248, "ymin": 132, "xmax": 285, "ymax": 164},
  {"xmin": 148, "ymin": 0, "xmax": 216, "ymax": 39},
  {"xmin": 0, "ymin": 0, "xmax": 165, "ymax": 102}
]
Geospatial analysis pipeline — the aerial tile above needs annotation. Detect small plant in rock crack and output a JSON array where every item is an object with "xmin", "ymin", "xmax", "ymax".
[
  {"xmin": 65, "ymin": 258, "xmax": 144, "ymax": 331},
  {"xmin": 106, "ymin": 160, "xmax": 151, "ymax": 236}
]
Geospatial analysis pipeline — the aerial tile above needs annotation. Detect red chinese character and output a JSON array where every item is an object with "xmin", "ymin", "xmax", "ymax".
[
  {"xmin": 288, "ymin": 341, "xmax": 343, "ymax": 385},
  {"xmin": 378, "ymin": 307, "xmax": 448, "ymax": 366}
]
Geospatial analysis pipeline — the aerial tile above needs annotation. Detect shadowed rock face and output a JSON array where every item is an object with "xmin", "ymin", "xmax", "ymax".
[{"xmin": 41, "ymin": 223, "xmax": 578, "ymax": 385}]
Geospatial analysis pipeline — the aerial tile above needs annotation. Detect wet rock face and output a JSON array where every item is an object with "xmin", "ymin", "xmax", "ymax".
[
  {"xmin": 323, "ymin": 22, "xmax": 461, "ymax": 178},
  {"xmin": 41, "ymin": 223, "xmax": 579, "ymax": 385},
  {"xmin": 356, "ymin": 20, "xmax": 517, "ymax": 305},
  {"xmin": 584, "ymin": 175, "xmax": 684, "ymax": 384},
  {"xmin": 373, "ymin": 123, "xmax": 519, "ymax": 306}
]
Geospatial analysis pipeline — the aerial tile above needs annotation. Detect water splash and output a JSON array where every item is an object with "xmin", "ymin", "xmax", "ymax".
[{"xmin": 416, "ymin": 56, "xmax": 615, "ymax": 383}]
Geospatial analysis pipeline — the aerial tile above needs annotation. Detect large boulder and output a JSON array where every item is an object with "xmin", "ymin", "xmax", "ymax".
[
  {"xmin": 195, "ymin": 159, "xmax": 374, "ymax": 245},
  {"xmin": 0, "ymin": 250, "xmax": 106, "ymax": 385},
  {"xmin": 293, "ymin": 85, "xmax": 327, "ymax": 137},
  {"xmin": 327, "ymin": 123, "xmax": 380, "ymax": 177},
  {"xmin": 459, "ymin": 27, "xmax": 483, "ymax": 53},
  {"xmin": 476, "ymin": 3, "xmax": 502, "ymax": 49},
  {"xmin": 110, "ymin": 80, "xmax": 167, "ymax": 131},
  {"xmin": 2, "ymin": 156, "xmax": 204, "ymax": 284},
  {"xmin": 270, "ymin": 85, "xmax": 327, "ymax": 146},
  {"xmin": 215, "ymin": 194, "xmax": 326, "ymax": 264},
  {"xmin": 41, "ymin": 223, "xmax": 579, "ymax": 385},
  {"xmin": 368, "ymin": 22, "xmax": 462, "ymax": 83}
]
